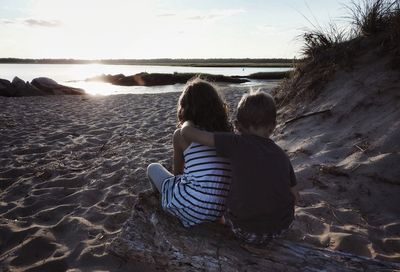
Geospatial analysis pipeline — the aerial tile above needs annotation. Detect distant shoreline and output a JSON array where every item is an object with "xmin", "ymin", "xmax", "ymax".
[{"xmin": 0, "ymin": 58, "xmax": 297, "ymax": 67}]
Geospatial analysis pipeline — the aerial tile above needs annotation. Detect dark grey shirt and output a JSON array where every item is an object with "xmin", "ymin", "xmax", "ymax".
[{"xmin": 215, "ymin": 133, "xmax": 296, "ymax": 234}]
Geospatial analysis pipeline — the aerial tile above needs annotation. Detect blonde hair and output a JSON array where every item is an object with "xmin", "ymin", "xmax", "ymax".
[{"xmin": 236, "ymin": 89, "xmax": 276, "ymax": 130}]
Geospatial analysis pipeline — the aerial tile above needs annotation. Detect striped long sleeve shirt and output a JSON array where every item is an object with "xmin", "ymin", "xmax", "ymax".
[{"xmin": 161, "ymin": 143, "xmax": 232, "ymax": 227}]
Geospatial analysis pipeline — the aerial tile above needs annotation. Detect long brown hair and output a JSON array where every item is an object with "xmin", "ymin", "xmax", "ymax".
[{"xmin": 177, "ymin": 79, "xmax": 231, "ymax": 132}]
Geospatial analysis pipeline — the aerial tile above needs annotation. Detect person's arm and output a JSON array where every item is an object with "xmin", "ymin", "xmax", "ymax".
[
  {"xmin": 181, "ymin": 121, "xmax": 215, "ymax": 147},
  {"xmin": 291, "ymin": 186, "xmax": 300, "ymax": 205},
  {"xmin": 289, "ymin": 164, "xmax": 299, "ymax": 205},
  {"xmin": 172, "ymin": 129, "xmax": 185, "ymax": 175}
]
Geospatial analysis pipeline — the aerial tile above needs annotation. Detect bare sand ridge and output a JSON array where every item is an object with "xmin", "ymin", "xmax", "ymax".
[
  {"xmin": 0, "ymin": 75, "xmax": 399, "ymax": 271},
  {"xmin": 274, "ymin": 55, "xmax": 400, "ymax": 262}
]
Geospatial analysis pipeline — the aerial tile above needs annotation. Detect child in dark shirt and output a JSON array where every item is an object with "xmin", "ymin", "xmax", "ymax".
[{"xmin": 181, "ymin": 90, "xmax": 298, "ymax": 244}]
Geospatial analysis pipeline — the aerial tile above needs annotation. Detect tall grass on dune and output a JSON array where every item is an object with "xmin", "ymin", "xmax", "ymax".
[
  {"xmin": 347, "ymin": 0, "xmax": 400, "ymax": 56},
  {"xmin": 275, "ymin": 0, "xmax": 400, "ymax": 107},
  {"xmin": 302, "ymin": 0, "xmax": 400, "ymax": 60},
  {"xmin": 301, "ymin": 24, "xmax": 349, "ymax": 61},
  {"xmin": 348, "ymin": 0, "xmax": 400, "ymax": 37}
]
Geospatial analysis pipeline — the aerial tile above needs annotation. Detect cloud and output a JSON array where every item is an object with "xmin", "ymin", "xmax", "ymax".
[
  {"xmin": 24, "ymin": 18, "xmax": 62, "ymax": 27},
  {"xmin": 0, "ymin": 18, "xmax": 62, "ymax": 28},
  {"xmin": 187, "ymin": 9, "xmax": 245, "ymax": 21},
  {"xmin": 257, "ymin": 25, "xmax": 278, "ymax": 32},
  {"xmin": 157, "ymin": 13, "xmax": 176, "ymax": 17},
  {"xmin": 255, "ymin": 24, "xmax": 300, "ymax": 36},
  {"xmin": 1, "ymin": 19, "xmax": 15, "ymax": 24}
]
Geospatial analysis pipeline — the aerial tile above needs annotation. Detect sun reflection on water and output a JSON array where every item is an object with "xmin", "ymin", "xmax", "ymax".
[{"xmin": 68, "ymin": 81, "xmax": 186, "ymax": 96}]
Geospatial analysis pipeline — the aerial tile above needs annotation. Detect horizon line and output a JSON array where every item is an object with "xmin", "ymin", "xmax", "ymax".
[
  {"xmin": 0, "ymin": 57, "xmax": 298, "ymax": 61},
  {"xmin": 0, "ymin": 58, "xmax": 300, "ymax": 67}
]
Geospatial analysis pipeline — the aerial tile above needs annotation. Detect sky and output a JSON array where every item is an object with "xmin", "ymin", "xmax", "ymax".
[{"xmin": 0, "ymin": 0, "xmax": 352, "ymax": 59}]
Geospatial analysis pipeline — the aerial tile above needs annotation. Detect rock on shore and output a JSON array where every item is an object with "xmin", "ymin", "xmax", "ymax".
[
  {"xmin": 86, "ymin": 72, "xmax": 249, "ymax": 86},
  {"xmin": 0, "ymin": 77, "xmax": 85, "ymax": 97},
  {"xmin": 85, "ymin": 71, "xmax": 290, "ymax": 87}
]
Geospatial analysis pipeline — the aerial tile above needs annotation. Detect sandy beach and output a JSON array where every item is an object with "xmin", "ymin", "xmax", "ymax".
[
  {"xmin": 0, "ymin": 91, "xmax": 181, "ymax": 271},
  {"xmin": 0, "ymin": 87, "xmax": 243, "ymax": 271},
  {"xmin": 0, "ymin": 81, "xmax": 399, "ymax": 271}
]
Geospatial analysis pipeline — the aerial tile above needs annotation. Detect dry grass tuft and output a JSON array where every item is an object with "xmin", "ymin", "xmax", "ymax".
[
  {"xmin": 301, "ymin": 24, "xmax": 349, "ymax": 62},
  {"xmin": 348, "ymin": 0, "xmax": 399, "ymax": 37},
  {"xmin": 275, "ymin": 0, "xmax": 400, "ymax": 108}
]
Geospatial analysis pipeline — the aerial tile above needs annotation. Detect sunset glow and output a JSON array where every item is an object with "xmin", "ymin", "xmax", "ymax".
[{"xmin": 0, "ymin": 0, "xmax": 350, "ymax": 59}]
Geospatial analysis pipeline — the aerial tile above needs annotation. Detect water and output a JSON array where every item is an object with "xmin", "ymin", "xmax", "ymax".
[{"xmin": 0, "ymin": 63, "xmax": 290, "ymax": 95}]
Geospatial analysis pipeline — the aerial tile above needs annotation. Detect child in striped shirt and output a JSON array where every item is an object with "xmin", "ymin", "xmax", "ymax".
[{"xmin": 147, "ymin": 79, "xmax": 232, "ymax": 227}]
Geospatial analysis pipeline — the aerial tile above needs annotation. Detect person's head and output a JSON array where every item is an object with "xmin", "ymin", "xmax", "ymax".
[
  {"xmin": 177, "ymin": 78, "xmax": 231, "ymax": 132},
  {"xmin": 235, "ymin": 90, "xmax": 277, "ymax": 136}
]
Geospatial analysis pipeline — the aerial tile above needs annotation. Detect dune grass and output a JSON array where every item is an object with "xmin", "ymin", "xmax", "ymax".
[
  {"xmin": 275, "ymin": 0, "xmax": 400, "ymax": 107},
  {"xmin": 301, "ymin": 24, "xmax": 349, "ymax": 61},
  {"xmin": 347, "ymin": 0, "xmax": 400, "ymax": 36},
  {"xmin": 302, "ymin": 0, "xmax": 400, "ymax": 59}
]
